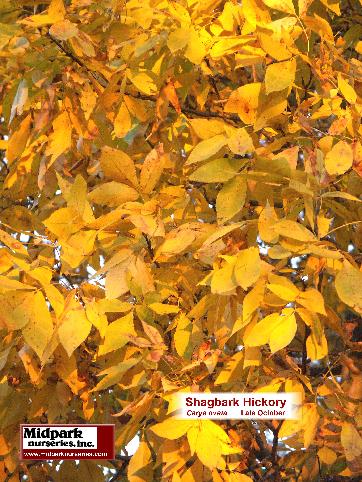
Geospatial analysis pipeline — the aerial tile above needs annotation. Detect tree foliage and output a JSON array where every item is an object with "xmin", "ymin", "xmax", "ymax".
[{"xmin": 0, "ymin": 0, "xmax": 362, "ymax": 480}]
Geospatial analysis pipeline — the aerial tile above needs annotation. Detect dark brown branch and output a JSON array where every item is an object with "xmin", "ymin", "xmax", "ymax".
[
  {"xmin": 0, "ymin": 156, "xmax": 9, "ymax": 174},
  {"xmin": 270, "ymin": 420, "xmax": 283, "ymax": 480},
  {"xmin": 143, "ymin": 234, "xmax": 160, "ymax": 268},
  {"xmin": 47, "ymin": 32, "xmax": 108, "ymax": 87},
  {"xmin": 302, "ymin": 325, "xmax": 310, "ymax": 375},
  {"xmin": 182, "ymin": 106, "xmax": 239, "ymax": 124},
  {"xmin": 46, "ymin": 32, "xmax": 241, "ymax": 126}
]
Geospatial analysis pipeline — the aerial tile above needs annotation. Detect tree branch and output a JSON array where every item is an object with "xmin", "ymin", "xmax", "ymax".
[
  {"xmin": 46, "ymin": 33, "xmax": 240, "ymax": 125},
  {"xmin": 47, "ymin": 32, "xmax": 108, "ymax": 87},
  {"xmin": 143, "ymin": 234, "xmax": 160, "ymax": 268}
]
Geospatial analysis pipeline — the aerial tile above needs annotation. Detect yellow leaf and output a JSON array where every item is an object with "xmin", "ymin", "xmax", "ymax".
[
  {"xmin": 10, "ymin": 79, "xmax": 28, "ymax": 123},
  {"xmin": 243, "ymin": 281, "xmax": 265, "ymax": 322},
  {"xmin": 21, "ymin": 0, "xmax": 65, "ymax": 26},
  {"xmin": 258, "ymin": 32, "xmax": 292, "ymax": 61},
  {"xmin": 325, "ymin": 141, "xmax": 353, "ymax": 176},
  {"xmin": 43, "ymin": 284, "xmax": 64, "ymax": 318},
  {"xmin": 85, "ymin": 301, "xmax": 108, "ymax": 338},
  {"xmin": 274, "ymin": 220, "xmax": 315, "ymax": 242},
  {"xmin": 264, "ymin": 58, "xmax": 296, "ymax": 95},
  {"xmin": 338, "ymin": 74, "xmax": 357, "ymax": 104},
  {"xmin": 49, "ymin": 19, "xmax": 78, "ymax": 40},
  {"xmin": 269, "ymin": 309, "xmax": 297, "ymax": 353},
  {"xmin": 297, "ymin": 288, "xmax": 326, "ymax": 315},
  {"xmin": 0, "ymin": 229, "xmax": 28, "ymax": 257},
  {"xmin": 211, "ymin": 257, "xmax": 238, "ymax": 295},
  {"xmin": 0, "ymin": 291, "xmax": 36, "ymax": 330},
  {"xmin": 98, "ymin": 312, "xmax": 135, "ymax": 356},
  {"xmin": 317, "ymin": 213, "xmax": 332, "ymax": 238},
  {"xmin": 210, "ymin": 37, "xmax": 252, "ymax": 59},
  {"xmin": 22, "ymin": 292, "xmax": 53, "ymax": 359},
  {"xmin": 244, "ymin": 314, "xmax": 277, "ymax": 346},
  {"xmin": 215, "ymin": 351, "xmax": 244, "ymax": 384},
  {"xmin": 19, "ymin": 345, "xmax": 41, "ymax": 384},
  {"xmin": 335, "ymin": 263, "xmax": 362, "ymax": 314},
  {"xmin": 258, "ymin": 203, "xmax": 279, "ymax": 243},
  {"xmin": 285, "ymin": 379, "xmax": 305, "ymax": 400},
  {"xmin": 124, "ymin": 95, "xmax": 152, "ymax": 122},
  {"xmin": 129, "ymin": 255, "xmax": 155, "ymax": 295},
  {"xmin": 129, "ymin": 71, "xmax": 157, "ymax": 96},
  {"xmin": 262, "ymin": 0, "xmax": 296, "ymax": 14},
  {"xmin": 320, "ymin": 0, "xmax": 340, "ymax": 16},
  {"xmin": 6, "ymin": 114, "xmax": 31, "ymax": 163},
  {"xmin": 341, "ymin": 423, "xmax": 362, "ymax": 461},
  {"xmin": 140, "ymin": 144, "xmax": 166, "ymax": 193},
  {"xmin": 149, "ymin": 303, "xmax": 180, "ymax": 315},
  {"xmin": 100, "ymin": 146, "xmax": 138, "ymax": 187},
  {"xmin": 88, "ymin": 181, "xmax": 139, "ymax": 207},
  {"xmin": 243, "ymin": 346, "xmax": 261, "ymax": 368},
  {"xmin": 61, "ymin": 230, "xmax": 97, "ymax": 268},
  {"xmin": 113, "ymin": 102, "xmax": 132, "ymax": 138},
  {"xmin": 226, "ymin": 127, "xmax": 254, "ymax": 155},
  {"xmin": 167, "ymin": 28, "xmax": 190, "ymax": 53},
  {"xmin": 128, "ymin": 440, "xmax": 153, "ymax": 482},
  {"xmin": 157, "ymin": 230, "xmax": 196, "ymax": 257},
  {"xmin": 186, "ymin": 135, "xmax": 227, "ymax": 165},
  {"xmin": 298, "ymin": 0, "xmax": 314, "ymax": 17},
  {"xmin": 306, "ymin": 332, "xmax": 328, "ymax": 360},
  {"xmin": 185, "ymin": 28, "xmax": 207, "ymax": 64},
  {"xmin": 189, "ymin": 158, "xmax": 244, "ymax": 183},
  {"xmin": 189, "ymin": 118, "xmax": 226, "ymax": 139},
  {"xmin": 255, "ymin": 378, "xmax": 284, "ymax": 392},
  {"xmin": 92, "ymin": 357, "xmax": 140, "ymax": 391},
  {"xmin": 58, "ymin": 174, "xmax": 94, "ymax": 223},
  {"xmin": 58, "ymin": 304, "xmax": 92, "ymax": 356},
  {"xmin": 318, "ymin": 446, "xmax": 337, "ymax": 465},
  {"xmin": 44, "ymin": 207, "xmax": 84, "ymax": 241},
  {"xmin": 267, "ymin": 273, "xmax": 300, "ymax": 301},
  {"xmin": 216, "ymin": 176, "xmax": 247, "ymax": 224},
  {"xmin": 230, "ymin": 476, "xmax": 253, "ymax": 482},
  {"xmin": 245, "ymin": 308, "xmax": 297, "ymax": 353},
  {"xmin": 304, "ymin": 14, "xmax": 334, "ymax": 43},
  {"xmin": 188, "ymin": 420, "xmax": 231, "ymax": 469},
  {"xmin": 254, "ymin": 88, "xmax": 288, "ymax": 130},
  {"xmin": 224, "ymin": 83, "xmax": 262, "ymax": 125},
  {"xmin": 303, "ymin": 404, "xmax": 319, "ymax": 448},
  {"xmin": 234, "ymin": 247, "xmax": 261, "ymax": 290},
  {"xmin": 279, "ymin": 403, "xmax": 318, "ymax": 448},
  {"xmin": 243, "ymin": 0, "xmax": 271, "ymax": 28},
  {"xmin": 167, "ymin": 2, "xmax": 191, "ymax": 26},
  {"xmin": 45, "ymin": 110, "xmax": 72, "ymax": 166},
  {"xmin": 0, "ymin": 276, "xmax": 34, "ymax": 291},
  {"xmin": 174, "ymin": 314, "xmax": 193, "ymax": 358},
  {"xmin": 151, "ymin": 418, "xmax": 193, "ymax": 439}
]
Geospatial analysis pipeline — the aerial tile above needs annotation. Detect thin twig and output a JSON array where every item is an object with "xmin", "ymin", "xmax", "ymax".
[
  {"xmin": 143, "ymin": 234, "xmax": 160, "ymax": 268},
  {"xmin": 46, "ymin": 32, "xmax": 241, "ymax": 126}
]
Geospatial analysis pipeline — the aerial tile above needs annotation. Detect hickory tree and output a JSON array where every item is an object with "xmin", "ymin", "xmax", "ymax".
[{"xmin": 0, "ymin": 0, "xmax": 361, "ymax": 480}]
